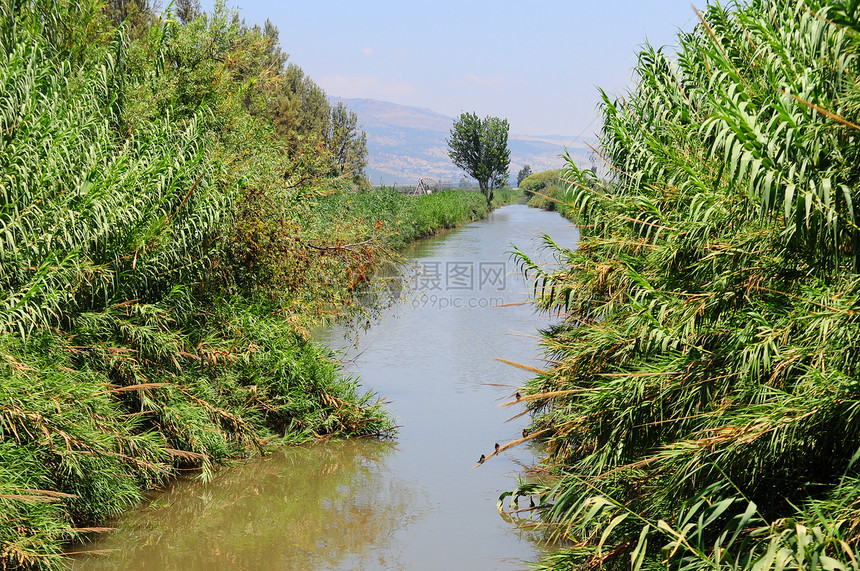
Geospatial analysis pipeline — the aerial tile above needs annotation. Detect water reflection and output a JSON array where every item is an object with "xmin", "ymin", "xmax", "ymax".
[{"xmin": 73, "ymin": 440, "xmax": 424, "ymax": 570}]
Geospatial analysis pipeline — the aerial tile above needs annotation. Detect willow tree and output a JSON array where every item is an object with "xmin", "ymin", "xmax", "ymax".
[{"xmin": 446, "ymin": 112, "xmax": 510, "ymax": 207}]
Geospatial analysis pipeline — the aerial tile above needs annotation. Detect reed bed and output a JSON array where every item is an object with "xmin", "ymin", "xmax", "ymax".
[
  {"xmin": 312, "ymin": 187, "xmax": 520, "ymax": 250},
  {"xmin": 512, "ymin": 1, "xmax": 860, "ymax": 569},
  {"xmin": 0, "ymin": 2, "xmax": 397, "ymax": 568}
]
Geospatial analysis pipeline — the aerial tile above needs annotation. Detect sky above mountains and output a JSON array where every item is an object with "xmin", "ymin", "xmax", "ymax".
[{"xmin": 203, "ymin": 1, "xmax": 699, "ymax": 138}]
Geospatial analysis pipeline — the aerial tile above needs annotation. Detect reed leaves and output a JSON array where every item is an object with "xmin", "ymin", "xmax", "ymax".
[
  {"xmin": 0, "ymin": 1, "xmax": 397, "ymax": 568},
  {"xmin": 0, "ymin": 10, "xmax": 224, "ymax": 337},
  {"xmin": 513, "ymin": 1, "xmax": 860, "ymax": 569}
]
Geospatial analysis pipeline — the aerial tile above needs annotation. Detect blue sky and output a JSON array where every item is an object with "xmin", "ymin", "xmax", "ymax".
[{"xmin": 202, "ymin": 1, "xmax": 700, "ymax": 138}]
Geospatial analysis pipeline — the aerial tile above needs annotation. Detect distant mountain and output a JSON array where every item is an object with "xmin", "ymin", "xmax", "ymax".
[{"xmin": 331, "ymin": 97, "xmax": 595, "ymax": 187}]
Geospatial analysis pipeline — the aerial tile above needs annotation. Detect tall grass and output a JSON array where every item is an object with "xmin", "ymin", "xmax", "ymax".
[
  {"xmin": 521, "ymin": 170, "xmax": 569, "ymax": 214},
  {"xmin": 0, "ymin": 4, "xmax": 223, "ymax": 338},
  {"xmin": 263, "ymin": 187, "xmax": 521, "ymax": 324},
  {"xmin": 0, "ymin": 2, "xmax": 392, "ymax": 568},
  {"xmin": 511, "ymin": 1, "xmax": 860, "ymax": 569},
  {"xmin": 311, "ymin": 187, "xmax": 519, "ymax": 250}
]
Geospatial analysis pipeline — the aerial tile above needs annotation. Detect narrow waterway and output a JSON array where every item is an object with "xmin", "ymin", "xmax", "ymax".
[{"xmin": 71, "ymin": 204, "xmax": 578, "ymax": 570}]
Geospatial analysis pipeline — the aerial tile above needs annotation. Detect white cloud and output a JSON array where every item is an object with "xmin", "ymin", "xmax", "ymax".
[
  {"xmin": 361, "ymin": 47, "xmax": 374, "ymax": 56},
  {"xmin": 318, "ymin": 75, "xmax": 415, "ymax": 98}
]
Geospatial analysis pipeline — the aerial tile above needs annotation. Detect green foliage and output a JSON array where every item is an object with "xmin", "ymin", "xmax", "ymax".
[
  {"xmin": 446, "ymin": 112, "xmax": 511, "ymax": 207},
  {"xmin": 0, "ymin": 0, "xmax": 223, "ymax": 337},
  {"xmin": 521, "ymin": 169, "xmax": 566, "ymax": 205},
  {"xmin": 0, "ymin": 1, "xmax": 388, "ymax": 568},
  {"xmin": 273, "ymin": 187, "xmax": 520, "ymax": 323},
  {"xmin": 0, "ymin": 296, "xmax": 392, "ymax": 569},
  {"xmin": 327, "ymin": 101, "xmax": 369, "ymax": 181},
  {"xmin": 512, "ymin": 1, "xmax": 860, "ymax": 569},
  {"xmin": 104, "ymin": 0, "xmax": 155, "ymax": 38},
  {"xmin": 0, "ymin": 332, "xmax": 169, "ymax": 568},
  {"xmin": 116, "ymin": 2, "xmax": 366, "ymax": 181},
  {"xmin": 173, "ymin": 0, "xmax": 201, "ymax": 24},
  {"xmin": 522, "ymin": 168, "xmax": 579, "ymax": 219},
  {"xmin": 313, "ymin": 187, "xmax": 517, "ymax": 249},
  {"xmin": 517, "ymin": 163, "xmax": 533, "ymax": 187},
  {"xmin": 0, "ymin": 1, "xmax": 521, "ymax": 566}
]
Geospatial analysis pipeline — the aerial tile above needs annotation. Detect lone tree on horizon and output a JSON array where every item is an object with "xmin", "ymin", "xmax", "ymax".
[{"xmin": 446, "ymin": 112, "xmax": 510, "ymax": 208}]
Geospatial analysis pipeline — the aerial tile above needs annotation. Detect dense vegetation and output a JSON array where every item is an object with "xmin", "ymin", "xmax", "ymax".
[
  {"xmin": 0, "ymin": 1, "xmax": 514, "ymax": 568},
  {"xmin": 313, "ymin": 186, "xmax": 518, "ymax": 252},
  {"xmin": 521, "ymin": 169, "xmax": 572, "ymax": 216},
  {"xmin": 513, "ymin": 1, "xmax": 860, "ymax": 569}
]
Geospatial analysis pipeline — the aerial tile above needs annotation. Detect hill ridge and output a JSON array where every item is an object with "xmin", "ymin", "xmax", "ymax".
[{"xmin": 331, "ymin": 97, "xmax": 594, "ymax": 186}]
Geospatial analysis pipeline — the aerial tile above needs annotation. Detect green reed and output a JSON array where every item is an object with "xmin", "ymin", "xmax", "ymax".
[{"xmin": 511, "ymin": 1, "xmax": 860, "ymax": 569}]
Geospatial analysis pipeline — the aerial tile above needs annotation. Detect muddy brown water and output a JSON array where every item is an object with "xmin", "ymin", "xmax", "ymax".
[{"xmin": 71, "ymin": 204, "xmax": 579, "ymax": 570}]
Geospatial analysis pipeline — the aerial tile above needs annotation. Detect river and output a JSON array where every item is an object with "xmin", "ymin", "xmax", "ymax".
[{"xmin": 71, "ymin": 204, "xmax": 578, "ymax": 570}]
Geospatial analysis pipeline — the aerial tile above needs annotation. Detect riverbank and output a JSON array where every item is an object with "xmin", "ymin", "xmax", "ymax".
[
  {"xmin": 68, "ymin": 204, "xmax": 570, "ymax": 571},
  {"xmin": 520, "ymin": 169, "xmax": 575, "ymax": 221},
  {"xmin": 317, "ymin": 187, "xmax": 521, "ymax": 251},
  {"xmin": 0, "ymin": 186, "xmax": 519, "ymax": 570}
]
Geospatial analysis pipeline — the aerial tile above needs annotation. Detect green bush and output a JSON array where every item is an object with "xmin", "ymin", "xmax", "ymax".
[
  {"xmin": 521, "ymin": 170, "xmax": 575, "ymax": 218},
  {"xmin": 520, "ymin": 169, "xmax": 562, "ymax": 199}
]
